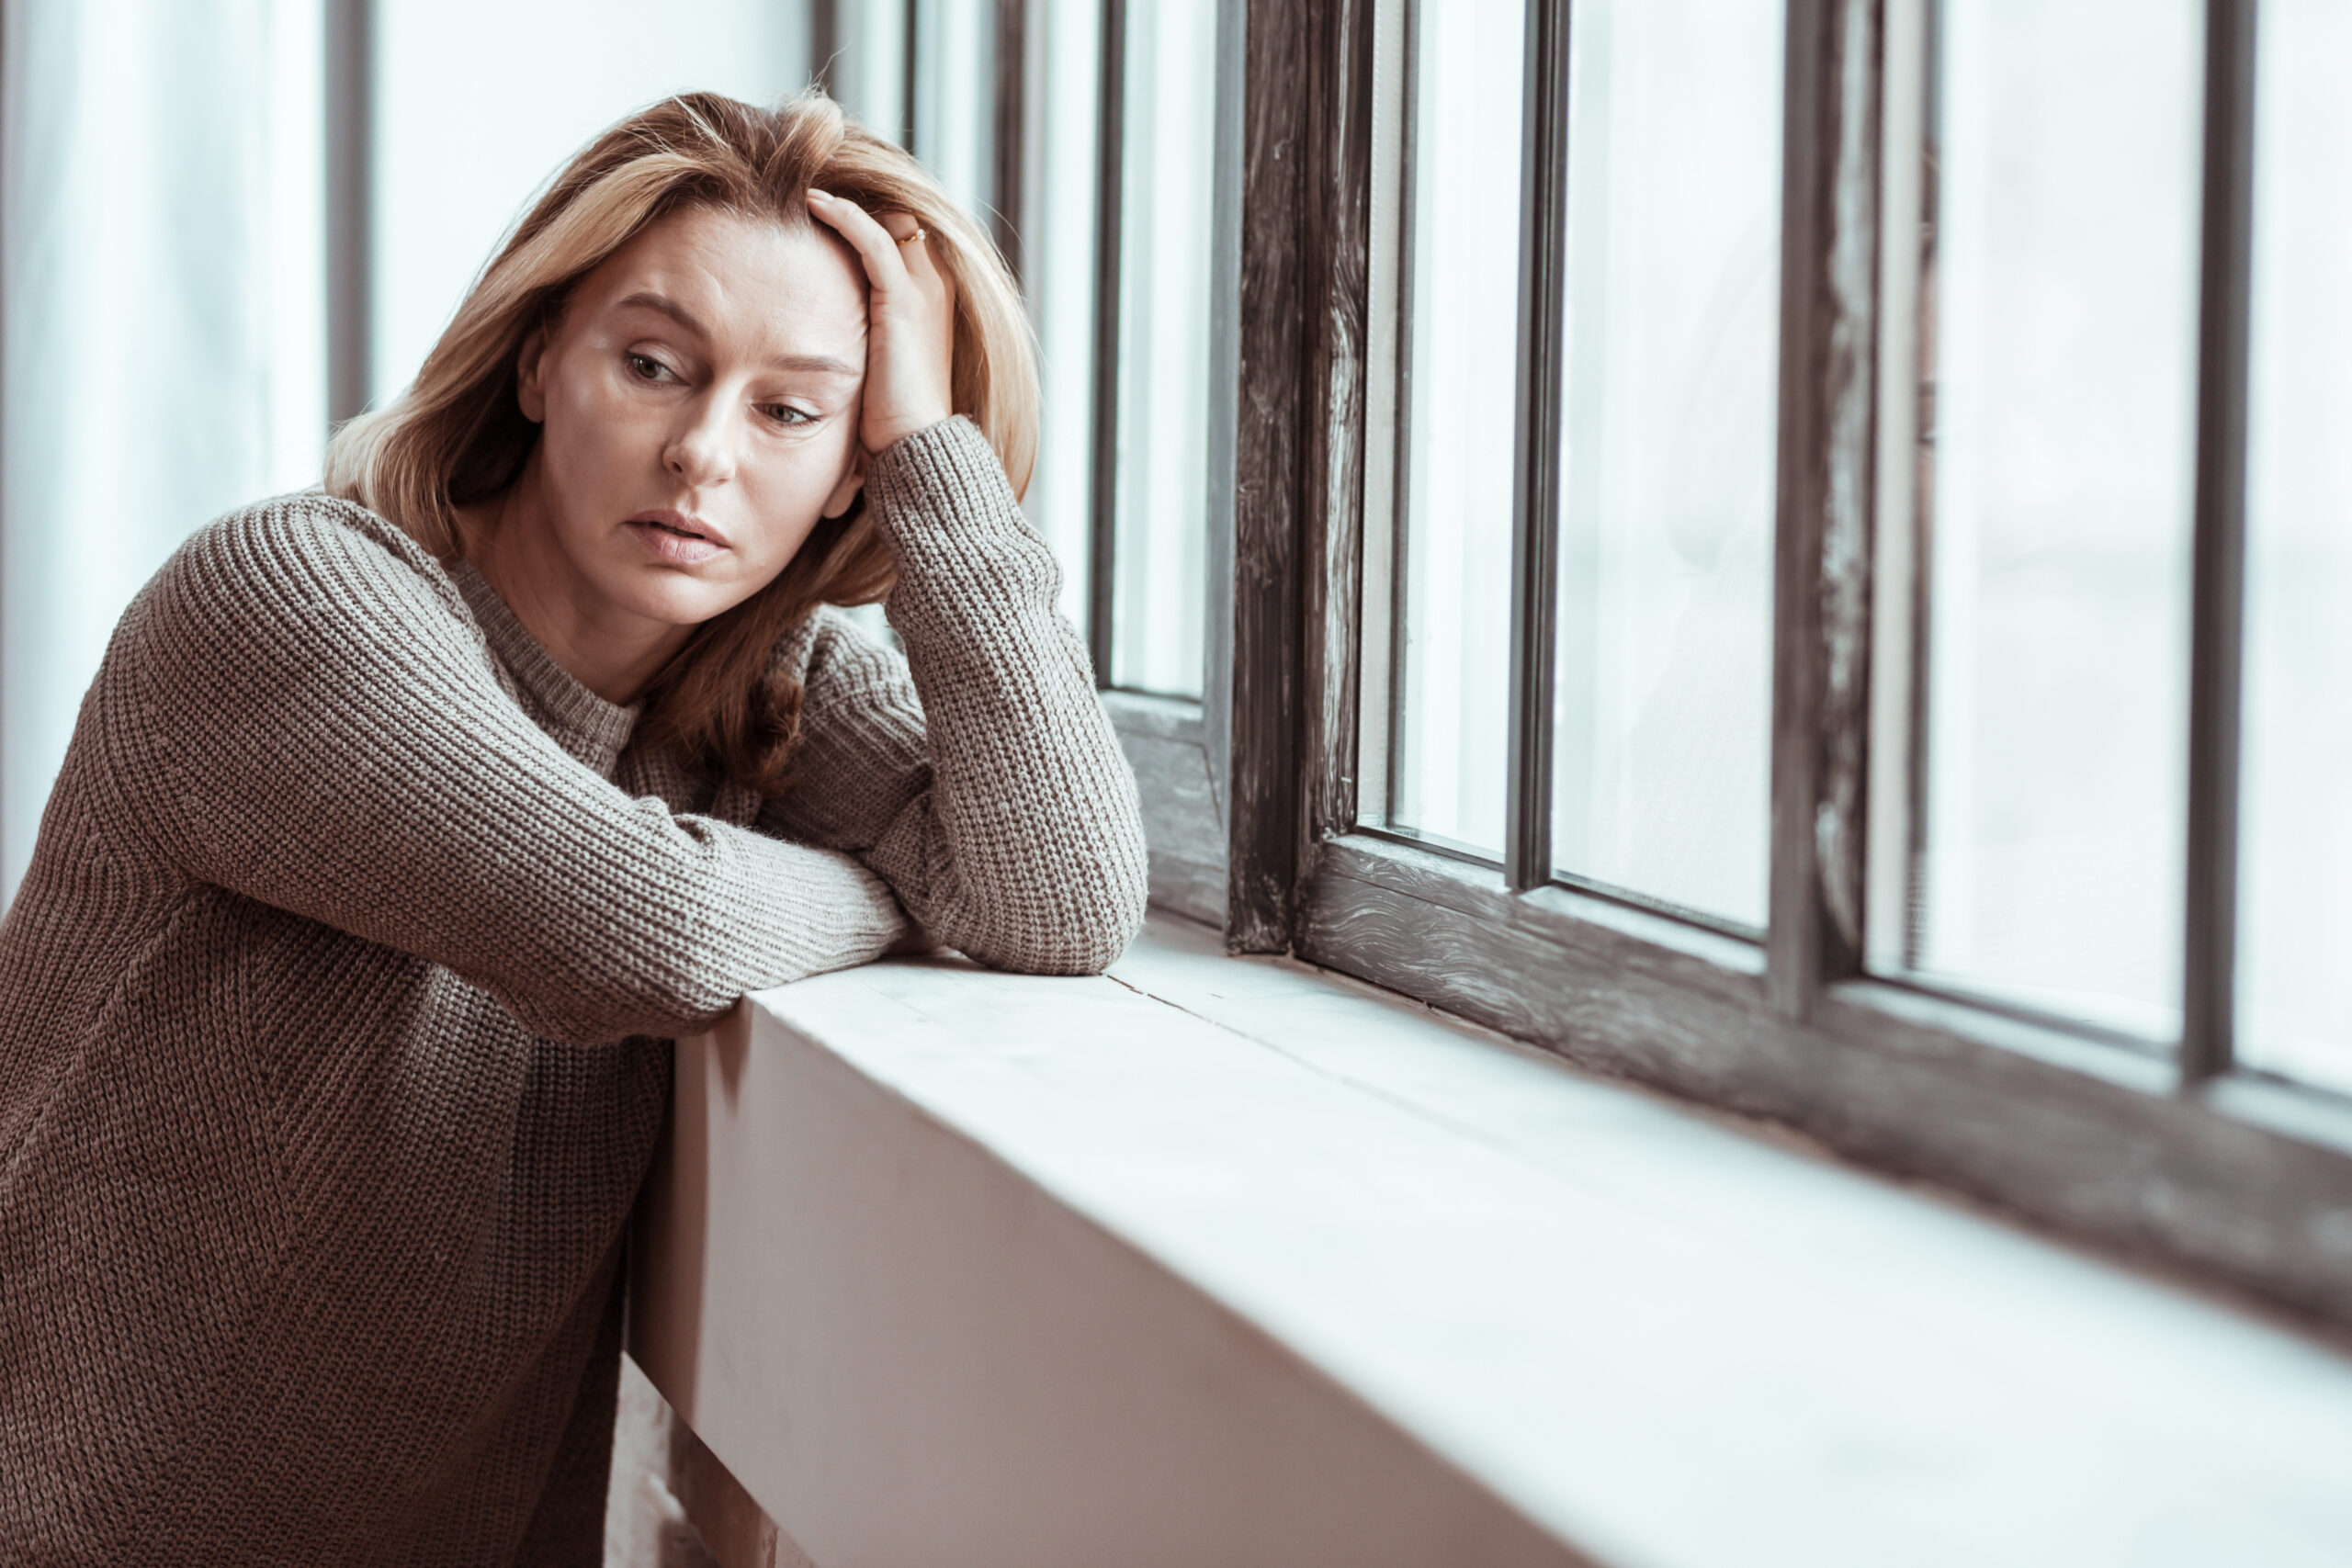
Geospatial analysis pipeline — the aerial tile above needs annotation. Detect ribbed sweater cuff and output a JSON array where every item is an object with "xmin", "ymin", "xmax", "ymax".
[{"xmin": 864, "ymin": 415, "xmax": 1062, "ymax": 638}]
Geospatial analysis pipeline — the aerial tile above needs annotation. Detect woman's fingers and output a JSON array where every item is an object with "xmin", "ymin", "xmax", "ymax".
[
  {"xmin": 895, "ymin": 221, "xmax": 957, "ymax": 318},
  {"xmin": 807, "ymin": 188, "xmax": 910, "ymax": 292},
  {"xmin": 868, "ymin": 208, "xmax": 956, "ymax": 328},
  {"xmin": 807, "ymin": 189, "xmax": 957, "ymax": 454},
  {"xmin": 875, "ymin": 209, "xmax": 955, "ymax": 320}
]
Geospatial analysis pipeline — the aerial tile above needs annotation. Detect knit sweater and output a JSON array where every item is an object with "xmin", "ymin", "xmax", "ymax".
[{"xmin": 0, "ymin": 417, "xmax": 1148, "ymax": 1566}]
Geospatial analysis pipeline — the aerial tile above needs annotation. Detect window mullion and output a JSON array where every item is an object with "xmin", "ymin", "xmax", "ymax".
[
  {"xmin": 1219, "ymin": 0, "xmax": 1315, "ymax": 953},
  {"xmin": 2181, "ymin": 0, "xmax": 2259, "ymax": 1086},
  {"xmin": 325, "ymin": 0, "xmax": 372, "ymax": 426},
  {"xmin": 1766, "ymin": 0, "xmax": 1882, "ymax": 1020},
  {"xmin": 900, "ymin": 0, "xmax": 922, "ymax": 149},
  {"xmin": 1500, "ymin": 0, "xmax": 1571, "ymax": 896},
  {"xmin": 1200, "ymin": 0, "xmax": 1247, "ymax": 853},
  {"xmin": 1085, "ymin": 0, "xmax": 1125, "ymax": 685},
  {"xmin": 811, "ymin": 0, "xmax": 840, "ymax": 96},
  {"xmin": 1295, "ymin": 0, "xmax": 1379, "ymax": 862},
  {"xmin": 991, "ymin": 0, "xmax": 1028, "ymax": 280}
]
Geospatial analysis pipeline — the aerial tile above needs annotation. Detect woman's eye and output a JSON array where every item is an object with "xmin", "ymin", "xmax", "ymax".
[
  {"xmin": 627, "ymin": 353, "xmax": 671, "ymax": 382},
  {"xmin": 763, "ymin": 403, "xmax": 813, "ymax": 427}
]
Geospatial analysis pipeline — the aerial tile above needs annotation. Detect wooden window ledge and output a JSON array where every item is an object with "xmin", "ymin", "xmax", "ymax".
[{"xmin": 627, "ymin": 914, "xmax": 2352, "ymax": 1568}]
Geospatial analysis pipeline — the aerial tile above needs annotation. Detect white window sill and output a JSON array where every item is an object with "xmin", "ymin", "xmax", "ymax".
[{"xmin": 629, "ymin": 913, "xmax": 2352, "ymax": 1568}]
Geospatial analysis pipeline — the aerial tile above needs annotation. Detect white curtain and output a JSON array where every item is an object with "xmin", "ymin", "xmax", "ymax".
[{"xmin": 1, "ymin": 0, "xmax": 326, "ymax": 901}]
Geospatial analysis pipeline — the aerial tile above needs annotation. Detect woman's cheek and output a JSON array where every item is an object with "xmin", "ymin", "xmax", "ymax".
[
  {"xmin": 588, "ymin": 380, "xmax": 661, "ymax": 472},
  {"xmin": 744, "ymin": 457, "xmax": 827, "ymax": 570}
]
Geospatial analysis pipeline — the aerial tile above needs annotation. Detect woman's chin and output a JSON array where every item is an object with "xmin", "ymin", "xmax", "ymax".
[{"xmin": 602, "ymin": 565, "xmax": 758, "ymax": 630}]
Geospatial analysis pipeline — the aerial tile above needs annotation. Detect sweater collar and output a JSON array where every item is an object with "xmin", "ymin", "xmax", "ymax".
[{"xmin": 447, "ymin": 558, "xmax": 641, "ymax": 772}]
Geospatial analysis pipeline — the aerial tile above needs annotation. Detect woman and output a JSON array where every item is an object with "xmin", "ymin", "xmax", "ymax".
[{"xmin": 0, "ymin": 91, "xmax": 1146, "ymax": 1564}]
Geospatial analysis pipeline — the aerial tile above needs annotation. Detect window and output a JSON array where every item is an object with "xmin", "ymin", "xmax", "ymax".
[
  {"xmin": 2239, "ymin": 0, "xmax": 2352, "ymax": 1098},
  {"xmin": 1019, "ymin": 0, "xmax": 1107, "ymax": 635},
  {"xmin": 1369, "ymin": 0, "xmax": 1521, "ymax": 858},
  {"xmin": 1366, "ymin": 0, "xmax": 1786, "ymax": 925},
  {"xmin": 908, "ymin": 0, "xmax": 1001, "ymax": 227},
  {"xmin": 322, "ymin": 0, "xmax": 2352, "ymax": 1327},
  {"xmin": 1867, "ymin": 0, "xmax": 2204, "ymax": 1039},
  {"xmin": 935, "ymin": 0, "xmax": 2348, "ymax": 1327},
  {"xmin": 1545, "ymin": 0, "xmax": 1784, "ymax": 930},
  {"xmin": 1103, "ymin": 0, "xmax": 1218, "ymax": 698}
]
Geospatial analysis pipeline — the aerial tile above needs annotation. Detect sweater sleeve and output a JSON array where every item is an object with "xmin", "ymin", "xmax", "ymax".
[
  {"xmin": 758, "ymin": 418, "xmax": 1148, "ymax": 975},
  {"xmin": 98, "ymin": 494, "xmax": 911, "ymax": 1047}
]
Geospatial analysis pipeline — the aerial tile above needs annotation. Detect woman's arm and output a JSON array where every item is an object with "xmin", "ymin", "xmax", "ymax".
[
  {"xmin": 100, "ymin": 495, "xmax": 910, "ymax": 1046},
  {"xmin": 759, "ymin": 418, "xmax": 1148, "ymax": 975}
]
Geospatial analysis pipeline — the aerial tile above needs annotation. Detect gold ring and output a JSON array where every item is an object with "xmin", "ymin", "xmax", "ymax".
[{"xmin": 896, "ymin": 228, "xmax": 926, "ymax": 246}]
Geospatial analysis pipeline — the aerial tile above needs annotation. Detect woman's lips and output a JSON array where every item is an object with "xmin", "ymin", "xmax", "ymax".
[{"xmin": 625, "ymin": 511, "xmax": 725, "ymax": 567}]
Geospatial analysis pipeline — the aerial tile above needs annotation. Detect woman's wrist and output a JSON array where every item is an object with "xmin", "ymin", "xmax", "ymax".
[
  {"xmin": 860, "ymin": 417, "xmax": 1029, "ymax": 559},
  {"xmin": 865, "ymin": 409, "xmax": 956, "ymax": 458}
]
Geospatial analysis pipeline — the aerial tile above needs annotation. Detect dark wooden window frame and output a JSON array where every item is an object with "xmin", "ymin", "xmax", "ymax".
[{"xmin": 922, "ymin": 0, "xmax": 2352, "ymax": 1328}]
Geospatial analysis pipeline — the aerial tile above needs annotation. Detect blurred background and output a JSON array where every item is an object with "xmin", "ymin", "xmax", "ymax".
[{"xmin": 0, "ymin": 0, "xmax": 789, "ymax": 898}]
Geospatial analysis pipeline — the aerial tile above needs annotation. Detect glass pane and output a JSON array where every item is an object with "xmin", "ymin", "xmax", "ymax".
[
  {"xmin": 2239, "ymin": 0, "xmax": 2352, "ymax": 1095},
  {"xmin": 1873, "ymin": 0, "xmax": 2202, "ymax": 1035},
  {"xmin": 1546, "ymin": 0, "xmax": 1782, "ymax": 927},
  {"xmin": 910, "ymin": 0, "xmax": 996, "ymax": 224},
  {"xmin": 1108, "ymin": 0, "xmax": 1216, "ymax": 696},
  {"xmin": 832, "ymin": 0, "xmax": 910, "ymax": 146},
  {"xmin": 1386, "ymin": 0, "xmax": 1523, "ymax": 854},
  {"xmin": 1020, "ymin": 0, "xmax": 1102, "ymax": 636}
]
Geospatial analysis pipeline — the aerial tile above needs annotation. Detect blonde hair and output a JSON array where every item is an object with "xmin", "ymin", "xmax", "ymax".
[{"xmin": 325, "ymin": 90, "xmax": 1040, "ymax": 795}]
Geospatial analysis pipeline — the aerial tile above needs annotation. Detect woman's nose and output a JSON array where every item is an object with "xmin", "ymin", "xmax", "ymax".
[{"xmin": 664, "ymin": 400, "xmax": 739, "ymax": 488}]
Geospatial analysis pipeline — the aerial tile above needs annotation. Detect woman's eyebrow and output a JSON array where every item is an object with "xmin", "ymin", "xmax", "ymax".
[
  {"xmin": 614, "ymin": 290, "xmax": 859, "ymax": 378},
  {"xmin": 614, "ymin": 289, "xmax": 709, "ymax": 335}
]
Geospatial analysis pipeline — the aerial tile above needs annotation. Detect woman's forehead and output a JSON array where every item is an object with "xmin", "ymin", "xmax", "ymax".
[{"xmin": 584, "ymin": 207, "xmax": 868, "ymax": 364}]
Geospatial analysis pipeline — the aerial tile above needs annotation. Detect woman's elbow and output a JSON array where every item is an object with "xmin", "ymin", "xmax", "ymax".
[
  {"xmin": 1047, "ymin": 888, "xmax": 1148, "ymax": 976},
  {"xmin": 498, "ymin": 976, "xmax": 729, "ymax": 1048},
  {"xmin": 960, "ymin": 855, "xmax": 1148, "ymax": 976},
  {"xmin": 490, "ymin": 927, "xmax": 775, "ymax": 1045},
  {"xmin": 982, "ymin": 916, "xmax": 1138, "ymax": 976}
]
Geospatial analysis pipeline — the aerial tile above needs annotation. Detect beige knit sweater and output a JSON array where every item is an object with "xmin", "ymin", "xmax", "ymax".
[{"xmin": 0, "ymin": 417, "xmax": 1148, "ymax": 1566}]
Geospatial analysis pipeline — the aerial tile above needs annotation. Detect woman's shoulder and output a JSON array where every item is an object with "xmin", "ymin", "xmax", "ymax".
[
  {"xmin": 110, "ymin": 491, "xmax": 481, "ymax": 700},
  {"xmin": 175, "ymin": 488, "xmax": 451, "ymax": 586},
  {"xmin": 158, "ymin": 489, "xmax": 470, "ymax": 631}
]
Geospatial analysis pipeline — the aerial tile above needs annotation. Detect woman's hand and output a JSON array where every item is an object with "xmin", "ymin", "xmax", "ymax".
[{"xmin": 807, "ymin": 189, "xmax": 956, "ymax": 455}]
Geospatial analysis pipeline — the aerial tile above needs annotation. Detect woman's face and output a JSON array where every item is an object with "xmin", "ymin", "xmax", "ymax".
[{"xmin": 513, "ymin": 204, "xmax": 870, "ymax": 630}]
